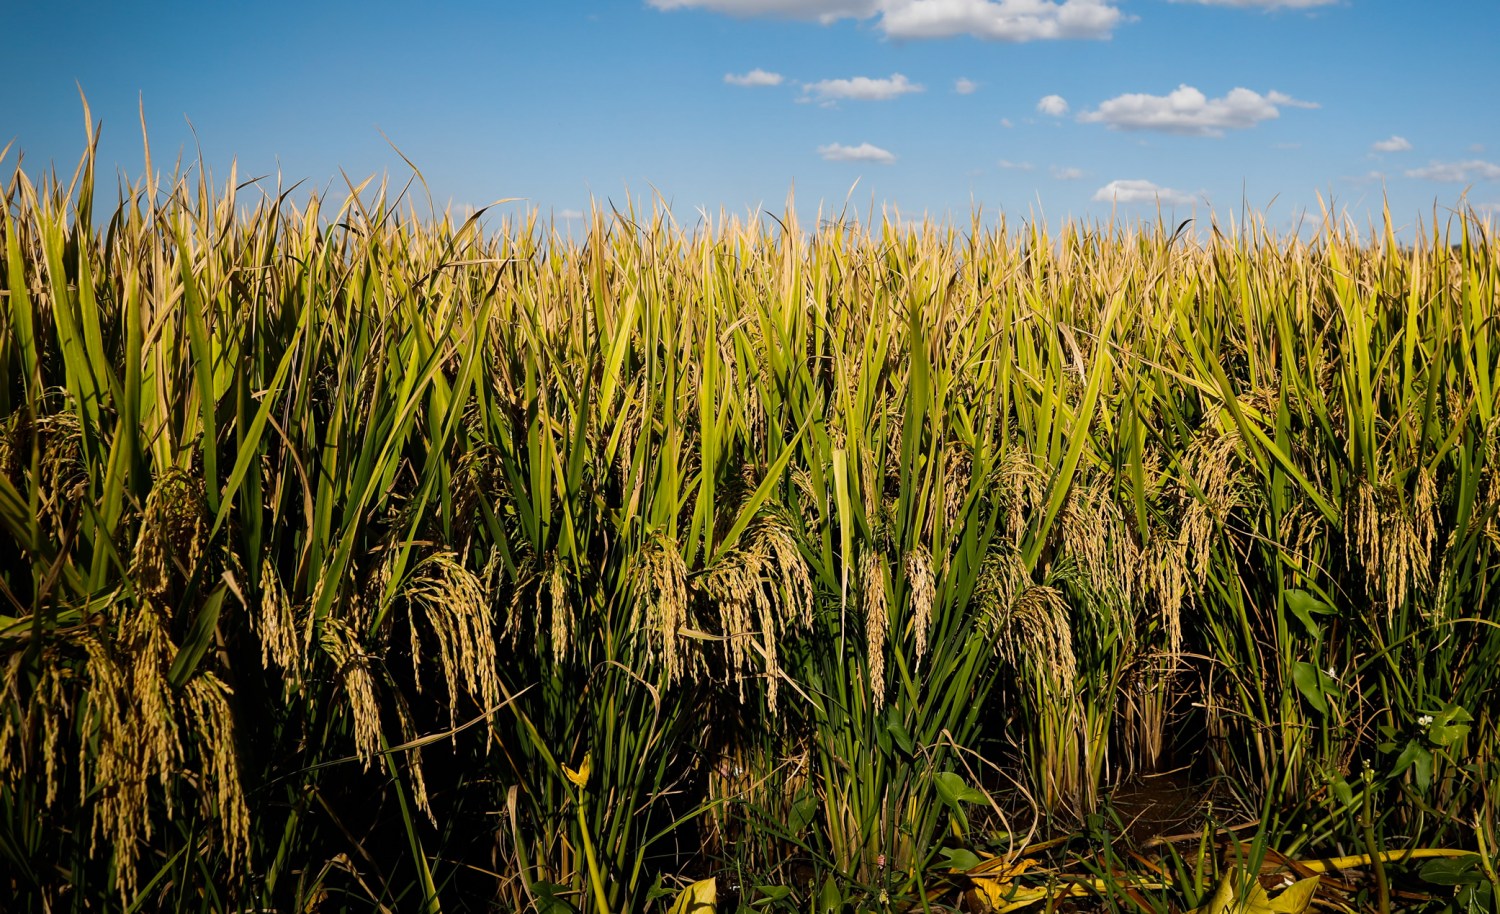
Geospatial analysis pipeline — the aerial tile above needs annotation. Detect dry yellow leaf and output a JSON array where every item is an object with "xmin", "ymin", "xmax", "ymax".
[
  {"xmin": 1198, "ymin": 866, "xmax": 1319, "ymax": 914},
  {"xmin": 665, "ymin": 877, "xmax": 716, "ymax": 914}
]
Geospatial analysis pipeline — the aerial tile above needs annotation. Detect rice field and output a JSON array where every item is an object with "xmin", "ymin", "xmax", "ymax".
[{"xmin": 2, "ymin": 143, "xmax": 1498, "ymax": 912}]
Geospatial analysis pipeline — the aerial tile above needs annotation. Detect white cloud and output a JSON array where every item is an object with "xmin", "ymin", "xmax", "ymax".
[
  {"xmin": 1405, "ymin": 160, "xmax": 1500, "ymax": 182},
  {"xmin": 648, "ymin": 0, "xmax": 878, "ymax": 21},
  {"xmin": 1000, "ymin": 118, "xmax": 1015, "ymax": 128},
  {"xmin": 1093, "ymin": 179, "xmax": 1196, "ymax": 205},
  {"xmin": 997, "ymin": 159, "xmax": 1034, "ymax": 170},
  {"xmin": 725, "ymin": 68, "xmax": 785, "ymax": 87},
  {"xmin": 1343, "ymin": 171, "xmax": 1386, "ymax": 186},
  {"xmin": 1037, "ymin": 94, "xmax": 1069, "ymax": 116},
  {"xmin": 556, "ymin": 209, "xmax": 586, "ymax": 220},
  {"xmin": 1050, "ymin": 165, "xmax": 1085, "ymax": 180},
  {"xmin": 818, "ymin": 142, "xmax": 897, "ymax": 164},
  {"xmin": 804, "ymin": 73, "xmax": 923, "ymax": 101},
  {"xmin": 955, "ymin": 77, "xmax": 979, "ymax": 94},
  {"xmin": 649, "ymin": 0, "xmax": 1126, "ymax": 41},
  {"xmin": 878, "ymin": 0, "xmax": 1123, "ymax": 40},
  {"xmin": 1078, "ymin": 85, "xmax": 1317, "ymax": 136},
  {"xmin": 1371, "ymin": 135, "xmax": 1411, "ymax": 153},
  {"xmin": 1266, "ymin": 91, "xmax": 1319, "ymax": 109},
  {"xmin": 1169, "ymin": 0, "xmax": 1337, "ymax": 7},
  {"xmin": 1470, "ymin": 143, "xmax": 1486, "ymax": 153}
]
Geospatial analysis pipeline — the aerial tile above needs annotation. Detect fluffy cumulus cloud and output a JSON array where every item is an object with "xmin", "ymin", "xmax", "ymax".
[
  {"xmin": 1093, "ymin": 179, "xmax": 1196, "ymax": 205},
  {"xmin": 955, "ymin": 77, "xmax": 979, "ymax": 94},
  {"xmin": 1405, "ymin": 160, "xmax": 1500, "ymax": 182},
  {"xmin": 1037, "ymin": 94, "xmax": 1069, "ymax": 116},
  {"xmin": 804, "ymin": 73, "xmax": 923, "ymax": 101},
  {"xmin": 1371, "ymin": 135, "xmax": 1411, "ymax": 153},
  {"xmin": 1051, "ymin": 165, "xmax": 1085, "ymax": 180},
  {"xmin": 556, "ymin": 209, "xmax": 586, "ymax": 220},
  {"xmin": 1169, "ymin": 0, "xmax": 1337, "ymax": 7},
  {"xmin": 725, "ymin": 68, "xmax": 784, "ymax": 87},
  {"xmin": 818, "ymin": 142, "xmax": 898, "ymax": 164},
  {"xmin": 649, "ymin": 0, "xmax": 1126, "ymax": 41},
  {"xmin": 1079, "ymin": 85, "xmax": 1317, "ymax": 136}
]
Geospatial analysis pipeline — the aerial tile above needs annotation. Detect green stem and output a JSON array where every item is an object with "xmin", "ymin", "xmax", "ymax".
[
  {"xmin": 1475, "ymin": 820, "xmax": 1500, "ymax": 901},
  {"xmin": 1360, "ymin": 774, "xmax": 1390, "ymax": 914},
  {"xmin": 576, "ymin": 793, "xmax": 612, "ymax": 914}
]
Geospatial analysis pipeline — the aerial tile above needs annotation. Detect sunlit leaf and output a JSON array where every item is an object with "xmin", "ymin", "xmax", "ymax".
[{"xmin": 665, "ymin": 877, "xmax": 716, "ymax": 914}]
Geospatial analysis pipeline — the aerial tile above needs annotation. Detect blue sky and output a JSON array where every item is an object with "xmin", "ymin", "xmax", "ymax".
[{"xmin": 5, "ymin": 1, "xmax": 1498, "ymax": 232}]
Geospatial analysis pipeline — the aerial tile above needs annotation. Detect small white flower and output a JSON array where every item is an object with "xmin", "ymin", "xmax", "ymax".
[{"xmin": 1418, "ymin": 714, "xmax": 1434, "ymax": 728}]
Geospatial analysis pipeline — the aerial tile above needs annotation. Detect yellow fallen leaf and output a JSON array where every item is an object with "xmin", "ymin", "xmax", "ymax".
[
  {"xmin": 665, "ymin": 877, "xmax": 716, "ymax": 914},
  {"xmin": 1265, "ymin": 876, "xmax": 1319, "ymax": 914},
  {"xmin": 970, "ymin": 855, "xmax": 1038, "ymax": 911},
  {"xmin": 972, "ymin": 855, "xmax": 1038, "ymax": 879},
  {"xmin": 1197, "ymin": 866, "xmax": 1319, "ymax": 914}
]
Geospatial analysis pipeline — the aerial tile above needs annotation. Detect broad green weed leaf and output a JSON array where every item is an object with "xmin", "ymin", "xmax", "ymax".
[
  {"xmin": 935, "ymin": 771, "xmax": 987, "ymax": 806},
  {"xmin": 1290, "ymin": 661, "xmax": 1331, "ymax": 716},
  {"xmin": 1285, "ymin": 590, "xmax": 1333, "ymax": 638},
  {"xmin": 942, "ymin": 848, "xmax": 982, "ymax": 872},
  {"xmin": 1418, "ymin": 855, "xmax": 1485, "ymax": 886}
]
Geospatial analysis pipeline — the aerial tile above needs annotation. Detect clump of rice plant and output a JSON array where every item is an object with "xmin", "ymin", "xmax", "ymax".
[{"xmin": 1, "ymin": 133, "xmax": 1496, "ymax": 912}]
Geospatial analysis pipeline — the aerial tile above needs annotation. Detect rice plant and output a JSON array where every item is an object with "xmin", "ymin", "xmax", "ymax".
[{"xmin": 1, "ymin": 133, "xmax": 1497, "ymax": 912}]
